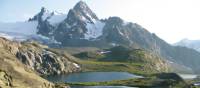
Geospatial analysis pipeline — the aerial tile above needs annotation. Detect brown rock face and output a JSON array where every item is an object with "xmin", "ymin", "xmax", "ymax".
[
  {"xmin": 16, "ymin": 42, "xmax": 81, "ymax": 75},
  {"xmin": 0, "ymin": 38, "xmax": 54, "ymax": 88},
  {"xmin": 0, "ymin": 71, "xmax": 12, "ymax": 87},
  {"xmin": 0, "ymin": 37, "xmax": 80, "ymax": 75},
  {"xmin": 0, "ymin": 37, "xmax": 80, "ymax": 88}
]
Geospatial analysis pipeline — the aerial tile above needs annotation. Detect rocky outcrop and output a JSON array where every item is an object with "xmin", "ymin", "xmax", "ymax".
[
  {"xmin": 0, "ymin": 70, "xmax": 12, "ymax": 87},
  {"xmin": 0, "ymin": 37, "xmax": 81, "ymax": 87},
  {"xmin": 0, "ymin": 38, "xmax": 54, "ymax": 88},
  {"xmin": 0, "ymin": 58, "xmax": 54, "ymax": 88},
  {"xmin": 15, "ymin": 42, "xmax": 81, "ymax": 75},
  {"xmin": 152, "ymin": 73, "xmax": 188, "ymax": 88},
  {"xmin": 110, "ymin": 46, "xmax": 171, "ymax": 72},
  {"xmin": 0, "ymin": 37, "xmax": 81, "ymax": 76},
  {"xmin": 3, "ymin": 38, "xmax": 81, "ymax": 75}
]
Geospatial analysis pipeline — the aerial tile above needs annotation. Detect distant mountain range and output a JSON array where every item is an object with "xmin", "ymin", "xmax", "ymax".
[
  {"xmin": 0, "ymin": 1, "xmax": 200, "ymax": 73},
  {"xmin": 175, "ymin": 39, "xmax": 200, "ymax": 52}
]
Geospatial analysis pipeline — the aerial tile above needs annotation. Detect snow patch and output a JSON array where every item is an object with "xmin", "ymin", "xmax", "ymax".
[
  {"xmin": 0, "ymin": 21, "xmax": 61, "ymax": 44},
  {"xmin": 110, "ymin": 43, "xmax": 119, "ymax": 46},
  {"xmin": 0, "ymin": 31, "xmax": 62, "ymax": 45},
  {"xmin": 123, "ymin": 21, "xmax": 130, "ymax": 26},
  {"xmin": 0, "ymin": 32, "xmax": 15, "ymax": 40},
  {"xmin": 99, "ymin": 51, "xmax": 111, "ymax": 54},
  {"xmin": 0, "ymin": 32, "xmax": 33, "ymax": 41},
  {"xmin": 178, "ymin": 74, "xmax": 198, "ymax": 79},
  {"xmin": 42, "ymin": 10, "xmax": 51, "ymax": 20},
  {"xmin": 85, "ymin": 21, "xmax": 105, "ymax": 40},
  {"xmin": 48, "ymin": 14, "xmax": 67, "ymax": 25},
  {"xmin": 73, "ymin": 63, "xmax": 80, "ymax": 68},
  {"xmin": 0, "ymin": 21, "xmax": 38, "ymax": 35},
  {"xmin": 80, "ymin": 15, "xmax": 88, "ymax": 22},
  {"xmin": 117, "ymin": 28, "xmax": 124, "ymax": 36},
  {"xmin": 40, "ymin": 9, "xmax": 67, "ymax": 25},
  {"xmin": 86, "ymin": 13, "xmax": 96, "ymax": 22}
]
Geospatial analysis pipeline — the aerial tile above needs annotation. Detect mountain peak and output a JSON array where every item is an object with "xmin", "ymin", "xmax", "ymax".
[
  {"xmin": 69, "ymin": 1, "xmax": 98, "ymax": 23},
  {"xmin": 39, "ymin": 7, "xmax": 51, "ymax": 16},
  {"xmin": 29, "ymin": 7, "xmax": 52, "ymax": 21},
  {"xmin": 73, "ymin": 1, "xmax": 88, "ymax": 10},
  {"xmin": 40, "ymin": 7, "xmax": 47, "ymax": 13}
]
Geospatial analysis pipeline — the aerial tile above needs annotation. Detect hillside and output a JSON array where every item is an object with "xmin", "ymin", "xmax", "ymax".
[
  {"xmin": 0, "ymin": 37, "xmax": 82, "ymax": 88},
  {"xmin": 74, "ymin": 46, "xmax": 172, "ymax": 74},
  {"xmin": 0, "ymin": 38, "xmax": 53, "ymax": 88}
]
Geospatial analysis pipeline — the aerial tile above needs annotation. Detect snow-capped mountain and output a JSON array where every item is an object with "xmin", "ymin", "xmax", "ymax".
[
  {"xmin": 175, "ymin": 39, "xmax": 200, "ymax": 52},
  {"xmin": 0, "ymin": 19, "xmax": 61, "ymax": 44},
  {"xmin": 52, "ymin": 1, "xmax": 106, "ymax": 43},
  {"xmin": 0, "ymin": 1, "xmax": 143, "ymax": 47},
  {"xmin": 1, "ymin": 1, "xmax": 200, "ymax": 73},
  {"xmin": 12, "ymin": 1, "xmax": 106, "ymax": 45}
]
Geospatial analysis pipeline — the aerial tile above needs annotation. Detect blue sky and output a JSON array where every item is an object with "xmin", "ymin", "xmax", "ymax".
[
  {"xmin": 1, "ymin": 0, "xmax": 200, "ymax": 43},
  {"xmin": 0, "ymin": 0, "xmax": 81, "ymax": 22},
  {"xmin": 0, "ymin": 0, "xmax": 110, "ymax": 22}
]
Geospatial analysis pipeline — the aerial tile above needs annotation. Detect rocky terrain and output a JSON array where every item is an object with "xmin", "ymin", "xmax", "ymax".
[
  {"xmin": 0, "ymin": 37, "xmax": 53, "ymax": 88},
  {"xmin": 0, "ymin": 37, "xmax": 80, "ymax": 87},
  {"xmin": 26, "ymin": 1, "xmax": 200, "ymax": 73},
  {"xmin": 16, "ymin": 41, "xmax": 81, "ymax": 75}
]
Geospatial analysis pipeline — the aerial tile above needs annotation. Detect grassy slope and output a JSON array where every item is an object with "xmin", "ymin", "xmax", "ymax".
[
  {"xmin": 53, "ymin": 46, "xmax": 189, "ymax": 88},
  {"xmin": 57, "ymin": 75, "xmax": 188, "ymax": 88},
  {"xmin": 67, "ymin": 78, "xmax": 186, "ymax": 88},
  {"xmin": 51, "ymin": 49, "xmax": 167, "ymax": 75},
  {"xmin": 64, "ymin": 60, "xmax": 187, "ymax": 88},
  {"xmin": 78, "ymin": 59, "xmax": 152, "ymax": 76},
  {"xmin": 54, "ymin": 47, "xmax": 100, "ymax": 55},
  {"xmin": 73, "ymin": 46, "xmax": 172, "ymax": 75}
]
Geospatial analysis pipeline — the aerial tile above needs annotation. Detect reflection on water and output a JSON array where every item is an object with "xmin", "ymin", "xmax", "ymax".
[
  {"xmin": 178, "ymin": 74, "xmax": 198, "ymax": 79},
  {"xmin": 71, "ymin": 86, "xmax": 137, "ymax": 88},
  {"xmin": 45, "ymin": 72, "xmax": 143, "ymax": 83}
]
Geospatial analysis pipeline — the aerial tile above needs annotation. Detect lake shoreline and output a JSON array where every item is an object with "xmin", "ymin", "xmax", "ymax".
[
  {"xmin": 53, "ymin": 72, "xmax": 191, "ymax": 88},
  {"xmin": 45, "ymin": 72, "xmax": 143, "ymax": 83}
]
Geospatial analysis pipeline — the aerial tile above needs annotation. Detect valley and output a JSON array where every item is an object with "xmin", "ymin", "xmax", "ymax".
[
  {"xmin": 0, "ymin": 35, "xmax": 198, "ymax": 88},
  {"xmin": 45, "ymin": 46, "xmax": 195, "ymax": 88},
  {"xmin": 0, "ymin": 1, "xmax": 200, "ymax": 88}
]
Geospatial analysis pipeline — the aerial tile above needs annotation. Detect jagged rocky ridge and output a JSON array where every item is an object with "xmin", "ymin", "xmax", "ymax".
[
  {"xmin": 29, "ymin": 1, "xmax": 159, "ymax": 48},
  {"xmin": 28, "ymin": 1, "xmax": 105, "ymax": 46},
  {"xmin": 0, "ymin": 37, "xmax": 80, "ymax": 87},
  {"xmin": 27, "ymin": 1, "xmax": 200, "ymax": 73},
  {"xmin": 0, "ymin": 37, "xmax": 55, "ymax": 88},
  {"xmin": 1, "ymin": 37, "xmax": 81, "ymax": 75},
  {"xmin": 0, "ymin": 1, "xmax": 199, "ymax": 73},
  {"xmin": 16, "ymin": 43, "xmax": 81, "ymax": 75}
]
